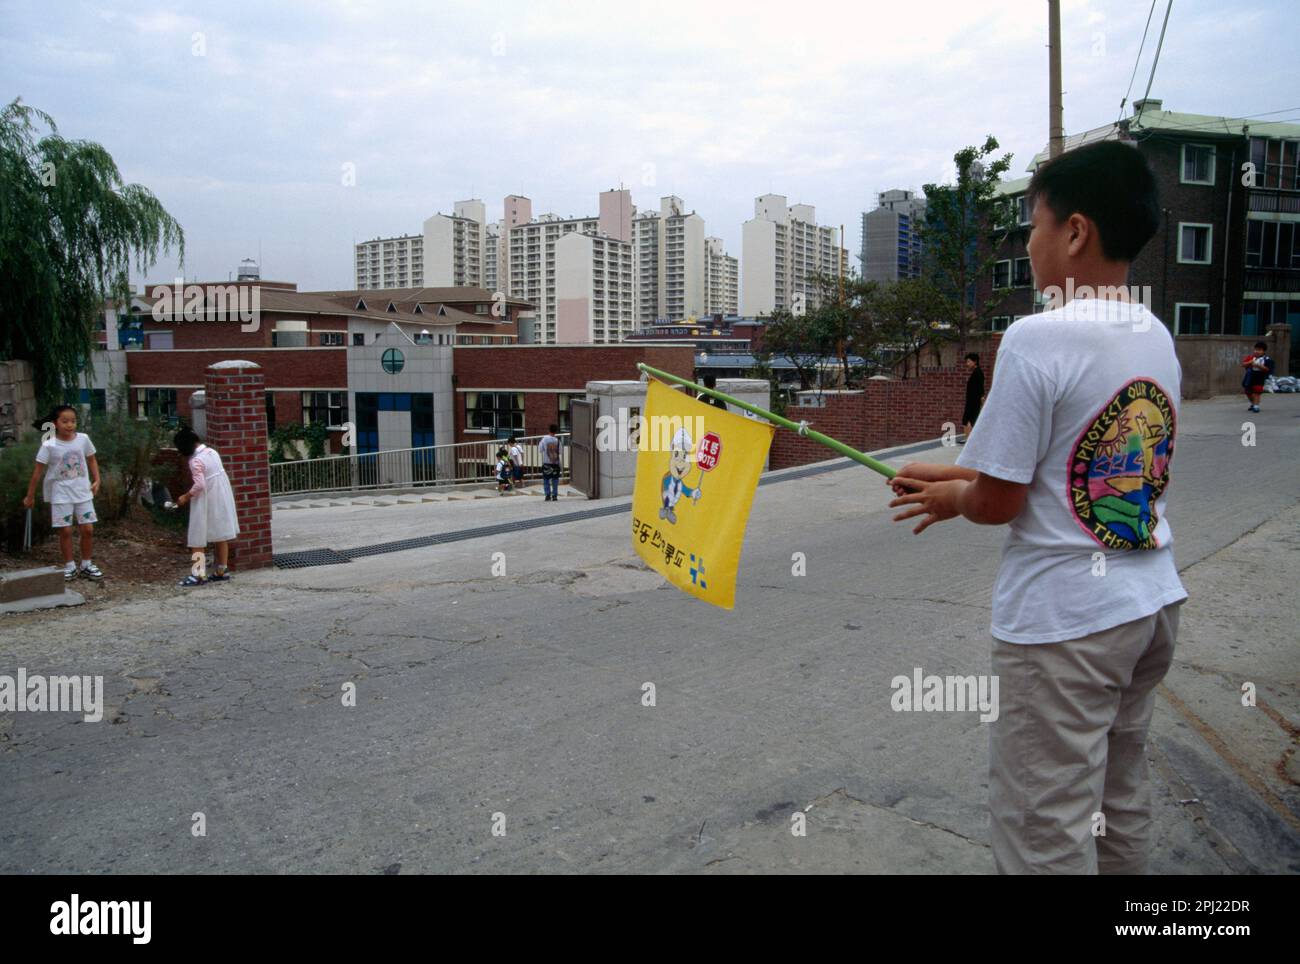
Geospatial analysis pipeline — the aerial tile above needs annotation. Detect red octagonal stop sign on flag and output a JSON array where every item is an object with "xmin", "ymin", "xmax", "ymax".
[{"xmin": 696, "ymin": 431, "xmax": 722, "ymax": 472}]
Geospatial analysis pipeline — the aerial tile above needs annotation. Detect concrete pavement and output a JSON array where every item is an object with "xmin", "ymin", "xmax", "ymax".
[{"xmin": 1, "ymin": 394, "xmax": 1296, "ymax": 873}]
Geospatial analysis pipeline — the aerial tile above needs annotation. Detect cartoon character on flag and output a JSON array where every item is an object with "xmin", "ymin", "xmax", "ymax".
[{"xmin": 659, "ymin": 427, "xmax": 702, "ymax": 524}]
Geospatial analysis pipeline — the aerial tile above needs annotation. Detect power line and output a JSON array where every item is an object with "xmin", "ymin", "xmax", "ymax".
[{"xmin": 1117, "ymin": 0, "xmax": 1158, "ymax": 124}]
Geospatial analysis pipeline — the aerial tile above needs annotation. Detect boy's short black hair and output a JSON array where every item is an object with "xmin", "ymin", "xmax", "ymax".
[
  {"xmin": 548, "ymin": 423, "xmax": 558, "ymax": 434},
  {"xmin": 1254, "ymin": 341, "xmax": 1268, "ymax": 350},
  {"xmin": 702, "ymin": 375, "xmax": 717, "ymax": 388},
  {"xmin": 173, "ymin": 426, "xmax": 201, "ymax": 458},
  {"xmin": 965, "ymin": 352, "xmax": 980, "ymax": 364},
  {"xmin": 1027, "ymin": 140, "xmax": 1160, "ymax": 261}
]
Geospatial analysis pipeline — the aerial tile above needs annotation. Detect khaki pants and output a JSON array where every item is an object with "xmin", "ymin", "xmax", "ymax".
[{"xmin": 989, "ymin": 602, "xmax": 1181, "ymax": 874}]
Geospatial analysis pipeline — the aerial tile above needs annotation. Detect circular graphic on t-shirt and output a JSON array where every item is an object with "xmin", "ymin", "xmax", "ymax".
[{"xmin": 1068, "ymin": 378, "xmax": 1175, "ymax": 551}]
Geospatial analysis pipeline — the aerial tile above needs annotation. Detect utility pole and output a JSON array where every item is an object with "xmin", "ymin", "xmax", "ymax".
[{"xmin": 1049, "ymin": 0, "xmax": 1064, "ymax": 159}]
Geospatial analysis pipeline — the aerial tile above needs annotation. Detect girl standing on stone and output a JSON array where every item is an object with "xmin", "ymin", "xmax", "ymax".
[{"xmin": 173, "ymin": 426, "xmax": 240, "ymax": 586}]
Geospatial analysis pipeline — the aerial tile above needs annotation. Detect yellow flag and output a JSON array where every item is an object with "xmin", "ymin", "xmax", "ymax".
[{"xmin": 631, "ymin": 379, "xmax": 775, "ymax": 609}]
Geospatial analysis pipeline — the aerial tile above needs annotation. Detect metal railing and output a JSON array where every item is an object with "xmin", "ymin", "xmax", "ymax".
[{"xmin": 271, "ymin": 433, "xmax": 570, "ymax": 497}]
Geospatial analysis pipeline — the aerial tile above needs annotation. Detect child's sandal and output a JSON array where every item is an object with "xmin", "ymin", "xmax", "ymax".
[{"xmin": 177, "ymin": 574, "xmax": 206, "ymax": 587}]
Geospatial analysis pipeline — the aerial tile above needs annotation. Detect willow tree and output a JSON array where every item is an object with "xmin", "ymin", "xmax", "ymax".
[{"xmin": 0, "ymin": 99, "xmax": 184, "ymax": 408}]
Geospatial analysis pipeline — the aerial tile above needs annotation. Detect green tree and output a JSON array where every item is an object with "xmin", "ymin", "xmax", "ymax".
[
  {"xmin": 0, "ymin": 99, "xmax": 184, "ymax": 408},
  {"xmin": 870, "ymin": 278, "xmax": 951, "ymax": 379},
  {"xmin": 920, "ymin": 135, "xmax": 1013, "ymax": 356},
  {"xmin": 761, "ymin": 308, "xmax": 833, "ymax": 393}
]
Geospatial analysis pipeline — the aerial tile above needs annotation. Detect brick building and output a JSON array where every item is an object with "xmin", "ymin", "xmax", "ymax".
[
  {"xmin": 978, "ymin": 99, "xmax": 1299, "ymax": 362},
  {"xmin": 89, "ymin": 280, "xmax": 693, "ymax": 455}
]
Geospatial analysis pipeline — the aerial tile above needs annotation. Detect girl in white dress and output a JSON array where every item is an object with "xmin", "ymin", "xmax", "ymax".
[{"xmin": 173, "ymin": 427, "xmax": 240, "ymax": 586}]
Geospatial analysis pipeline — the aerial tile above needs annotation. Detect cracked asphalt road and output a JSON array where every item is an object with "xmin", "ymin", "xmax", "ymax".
[{"xmin": 1, "ymin": 394, "xmax": 1297, "ymax": 873}]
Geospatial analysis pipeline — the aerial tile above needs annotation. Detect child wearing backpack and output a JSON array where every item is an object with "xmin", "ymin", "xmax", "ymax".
[{"xmin": 1241, "ymin": 341, "xmax": 1274, "ymax": 413}]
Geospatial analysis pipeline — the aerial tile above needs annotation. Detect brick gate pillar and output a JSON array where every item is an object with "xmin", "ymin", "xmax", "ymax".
[{"xmin": 204, "ymin": 360, "xmax": 272, "ymax": 570}]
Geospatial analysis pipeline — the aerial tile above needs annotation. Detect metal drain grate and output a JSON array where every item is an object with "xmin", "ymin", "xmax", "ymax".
[
  {"xmin": 273, "ymin": 547, "xmax": 354, "ymax": 569},
  {"xmin": 272, "ymin": 441, "xmax": 941, "ymax": 569}
]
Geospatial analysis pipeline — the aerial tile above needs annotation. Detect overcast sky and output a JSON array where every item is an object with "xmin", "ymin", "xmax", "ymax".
[{"xmin": 2, "ymin": 0, "xmax": 1294, "ymax": 293}]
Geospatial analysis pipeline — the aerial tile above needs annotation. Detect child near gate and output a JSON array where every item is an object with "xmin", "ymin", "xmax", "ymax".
[
  {"xmin": 173, "ymin": 427, "xmax": 240, "ymax": 587},
  {"xmin": 495, "ymin": 447, "xmax": 513, "ymax": 494}
]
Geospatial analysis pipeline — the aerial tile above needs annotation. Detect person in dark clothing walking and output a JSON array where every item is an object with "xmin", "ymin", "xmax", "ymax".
[
  {"xmin": 697, "ymin": 374, "xmax": 729, "ymax": 411},
  {"xmin": 961, "ymin": 352, "xmax": 985, "ymax": 442}
]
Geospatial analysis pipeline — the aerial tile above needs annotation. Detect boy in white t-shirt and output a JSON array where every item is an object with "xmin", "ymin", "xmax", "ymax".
[
  {"xmin": 22, "ymin": 404, "xmax": 105, "ymax": 581},
  {"xmin": 887, "ymin": 140, "xmax": 1185, "ymax": 874}
]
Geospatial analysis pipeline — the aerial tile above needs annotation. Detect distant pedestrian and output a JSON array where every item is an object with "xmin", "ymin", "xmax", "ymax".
[
  {"xmin": 697, "ymin": 374, "xmax": 728, "ymax": 411},
  {"xmin": 495, "ymin": 447, "xmax": 513, "ymax": 493},
  {"xmin": 540, "ymin": 423, "xmax": 561, "ymax": 502},
  {"xmin": 1241, "ymin": 341, "xmax": 1274, "ymax": 413},
  {"xmin": 961, "ymin": 352, "xmax": 985, "ymax": 441},
  {"xmin": 508, "ymin": 434, "xmax": 525, "ymax": 488},
  {"xmin": 22, "ymin": 404, "xmax": 103, "ymax": 581},
  {"xmin": 173, "ymin": 426, "xmax": 240, "ymax": 587}
]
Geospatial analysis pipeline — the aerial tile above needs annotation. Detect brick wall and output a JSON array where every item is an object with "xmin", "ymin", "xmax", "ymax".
[
  {"xmin": 771, "ymin": 339, "xmax": 1002, "ymax": 470},
  {"xmin": 127, "ymin": 348, "xmax": 346, "ymax": 394},
  {"xmin": 203, "ymin": 362, "xmax": 272, "ymax": 569}
]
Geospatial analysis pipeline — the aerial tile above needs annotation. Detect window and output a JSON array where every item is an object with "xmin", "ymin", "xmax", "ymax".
[
  {"xmin": 266, "ymin": 391, "xmax": 277, "ymax": 428},
  {"xmin": 989, "ymin": 316, "xmax": 1012, "ymax": 332},
  {"xmin": 1245, "ymin": 220, "xmax": 1300, "ymax": 269},
  {"xmin": 135, "ymin": 388, "xmax": 177, "ymax": 420},
  {"xmin": 1013, "ymin": 257, "xmax": 1032, "ymax": 287},
  {"xmin": 465, "ymin": 392, "xmax": 524, "ymax": 436},
  {"xmin": 352, "ymin": 332, "xmax": 365, "ymax": 346},
  {"xmin": 1242, "ymin": 298, "xmax": 1300, "ymax": 336},
  {"xmin": 65, "ymin": 388, "xmax": 106, "ymax": 414},
  {"xmin": 992, "ymin": 260, "xmax": 1011, "ymax": 289},
  {"xmin": 381, "ymin": 348, "xmax": 405, "ymax": 373},
  {"xmin": 1015, "ymin": 195, "xmax": 1031, "ymax": 226},
  {"xmin": 1178, "ymin": 223, "xmax": 1212, "ymax": 264},
  {"xmin": 1181, "ymin": 144, "xmax": 1215, "ymax": 185},
  {"xmin": 475, "ymin": 303, "xmax": 490, "ymax": 315},
  {"xmin": 320, "ymin": 331, "xmax": 345, "ymax": 346},
  {"xmin": 1250, "ymin": 137, "xmax": 1300, "ymax": 191},
  {"xmin": 302, "ymin": 391, "xmax": 347, "ymax": 429},
  {"xmin": 1174, "ymin": 304, "xmax": 1210, "ymax": 335},
  {"xmin": 557, "ymin": 393, "xmax": 576, "ymax": 434}
]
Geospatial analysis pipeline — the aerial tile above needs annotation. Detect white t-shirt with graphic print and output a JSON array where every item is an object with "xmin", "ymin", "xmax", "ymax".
[
  {"xmin": 955, "ymin": 298, "xmax": 1188, "ymax": 644},
  {"xmin": 36, "ymin": 432, "xmax": 96, "ymax": 504}
]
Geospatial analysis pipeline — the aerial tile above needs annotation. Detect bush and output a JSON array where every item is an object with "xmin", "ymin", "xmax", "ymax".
[
  {"xmin": 0, "ymin": 432, "xmax": 51, "ymax": 553},
  {"xmin": 79, "ymin": 402, "xmax": 173, "ymax": 522}
]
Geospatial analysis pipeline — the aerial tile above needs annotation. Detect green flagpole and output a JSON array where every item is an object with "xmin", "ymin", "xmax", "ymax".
[{"xmin": 636, "ymin": 362, "xmax": 897, "ymax": 480}]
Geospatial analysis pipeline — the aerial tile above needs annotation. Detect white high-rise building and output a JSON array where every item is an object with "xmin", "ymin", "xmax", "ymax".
[
  {"xmin": 630, "ymin": 196, "xmax": 722, "ymax": 325},
  {"xmin": 354, "ymin": 233, "xmax": 423, "ymax": 289},
  {"xmin": 657, "ymin": 196, "xmax": 705, "ymax": 323},
  {"xmin": 423, "ymin": 199, "xmax": 486, "ymax": 287},
  {"xmin": 555, "ymin": 231, "xmax": 635, "ymax": 344},
  {"xmin": 507, "ymin": 188, "xmax": 633, "ymax": 344},
  {"xmin": 632, "ymin": 211, "xmax": 660, "ymax": 325},
  {"xmin": 484, "ymin": 222, "xmax": 501, "ymax": 295},
  {"xmin": 705, "ymin": 236, "xmax": 739, "ymax": 316},
  {"xmin": 742, "ymin": 194, "xmax": 847, "ymax": 316}
]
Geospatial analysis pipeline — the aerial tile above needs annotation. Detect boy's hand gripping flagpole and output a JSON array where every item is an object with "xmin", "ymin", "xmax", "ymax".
[{"xmin": 636, "ymin": 363, "xmax": 897, "ymax": 480}]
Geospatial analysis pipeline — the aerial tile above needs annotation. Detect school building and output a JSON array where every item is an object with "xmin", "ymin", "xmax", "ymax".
[{"xmin": 88, "ymin": 278, "xmax": 693, "ymax": 456}]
